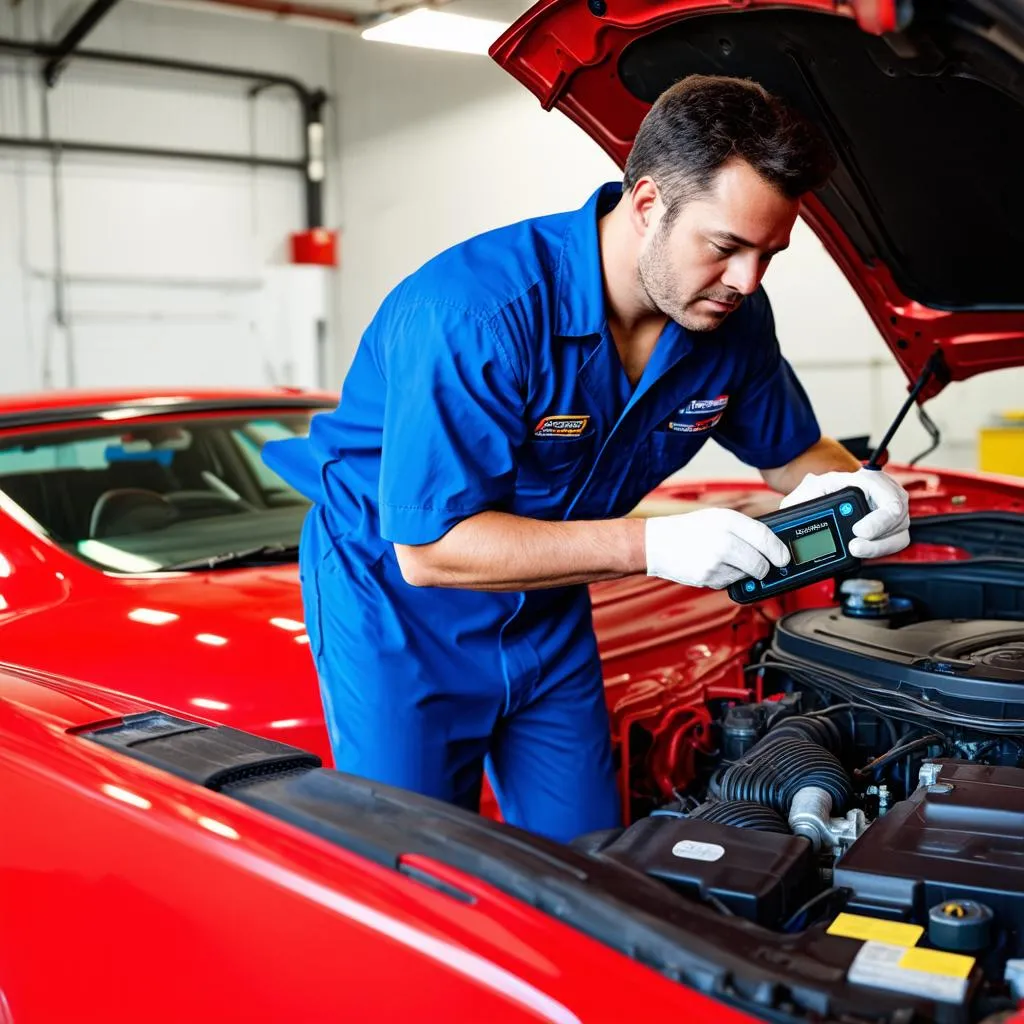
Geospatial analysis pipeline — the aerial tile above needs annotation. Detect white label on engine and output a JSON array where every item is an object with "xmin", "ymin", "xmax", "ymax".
[
  {"xmin": 671, "ymin": 840, "xmax": 725, "ymax": 862},
  {"xmin": 848, "ymin": 942, "xmax": 968, "ymax": 1004}
]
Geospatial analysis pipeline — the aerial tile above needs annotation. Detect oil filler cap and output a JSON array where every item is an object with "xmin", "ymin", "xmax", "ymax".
[{"xmin": 928, "ymin": 900, "xmax": 994, "ymax": 951}]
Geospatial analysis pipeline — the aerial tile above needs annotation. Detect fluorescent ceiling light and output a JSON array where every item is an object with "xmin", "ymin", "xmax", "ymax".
[{"xmin": 361, "ymin": 9, "xmax": 508, "ymax": 56}]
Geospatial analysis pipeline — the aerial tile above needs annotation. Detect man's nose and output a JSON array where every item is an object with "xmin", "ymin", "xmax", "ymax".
[{"xmin": 721, "ymin": 254, "xmax": 763, "ymax": 296}]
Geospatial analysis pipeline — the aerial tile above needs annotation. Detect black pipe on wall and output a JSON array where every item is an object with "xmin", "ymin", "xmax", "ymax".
[
  {"xmin": 43, "ymin": 0, "xmax": 125, "ymax": 87},
  {"xmin": 0, "ymin": 37, "xmax": 327, "ymax": 229},
  {"xmin": 0, "ymin": 133, "xmax": 304, "ymax": 171}
]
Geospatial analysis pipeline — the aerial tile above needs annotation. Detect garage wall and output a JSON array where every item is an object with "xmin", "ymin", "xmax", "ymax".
[
  {"xmin": 330, "ymin": 32, "xmax": 1023, "ymax": 476},
  {"xmin": 0, "ymin": 0, "xmax": 338, "ymax": 395}
]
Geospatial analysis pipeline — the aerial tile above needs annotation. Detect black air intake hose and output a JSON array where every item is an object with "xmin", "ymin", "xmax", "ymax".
[
  {"xmin": 712, "ymin": 715, "xmax": 852, "ymax": 815},
  {"xmin": 765, "ymin": 713, "xmax": 844, "ymax": 754},
  {"xmin": 690, "ymin": 800, "xmax": 790, "ymax": 834}
]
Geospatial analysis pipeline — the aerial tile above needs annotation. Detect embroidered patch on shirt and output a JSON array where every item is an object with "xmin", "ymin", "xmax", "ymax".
[
  {"xmin": 534, "ymin": 415, "xmax": 590, "ymax": 438},
  {"xmin": 664, "ymin": 394, "xmax": 729, "ymax": 433}
]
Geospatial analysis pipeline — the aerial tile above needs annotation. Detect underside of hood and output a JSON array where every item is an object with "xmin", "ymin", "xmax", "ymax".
[{"xmin": 492, "ymin": 0, "xmax": 1024, "ymax": 399}]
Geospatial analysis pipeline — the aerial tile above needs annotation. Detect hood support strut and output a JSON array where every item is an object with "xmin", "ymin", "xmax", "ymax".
[{"xmin": 868, "ymin": 349, "xmax": 949, "ymax": 468}]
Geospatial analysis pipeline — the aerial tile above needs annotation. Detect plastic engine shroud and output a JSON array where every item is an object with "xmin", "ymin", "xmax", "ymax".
[{"xmin": 773, "ymin": 610, "xmax": 1024, "ymax": 721}]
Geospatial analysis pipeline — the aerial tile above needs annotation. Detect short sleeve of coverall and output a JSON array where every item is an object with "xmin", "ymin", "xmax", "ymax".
[
  {"xmin": 713, "ymin": 296, "xmax": 821, "ymax": 469},
  {"xmin": 377, "ymin": 301, "xmax": 525, "ymax": 546}
]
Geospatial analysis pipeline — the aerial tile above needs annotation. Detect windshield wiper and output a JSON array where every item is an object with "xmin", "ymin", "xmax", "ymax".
[{"xmin": 164, "ymin": 543, "xmax": 300, "ymax": 571}]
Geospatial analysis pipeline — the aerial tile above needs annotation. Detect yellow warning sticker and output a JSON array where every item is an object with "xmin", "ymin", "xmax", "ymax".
[
  {"xmin": 898, "ymin": 947, "xmax": 975, "ymax": 979},
  {"xmin": 827, "ymin": 913, "xmax": 924, "ymax": 947}
]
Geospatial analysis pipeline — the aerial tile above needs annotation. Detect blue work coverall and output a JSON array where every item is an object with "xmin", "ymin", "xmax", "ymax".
[{"xmin": 264, "ymin": 183, "xmax": 820, "ymax": 843}]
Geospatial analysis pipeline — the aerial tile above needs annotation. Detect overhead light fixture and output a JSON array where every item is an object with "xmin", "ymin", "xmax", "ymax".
[{"xmin": 361, "ymin": 9, "xmax": 509, "ymax": 56}]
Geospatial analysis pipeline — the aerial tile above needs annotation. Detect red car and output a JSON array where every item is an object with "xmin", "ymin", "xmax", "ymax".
[{"xmin": 4, "ymin": 0, "xmax": 1024, "ymax": 1018}]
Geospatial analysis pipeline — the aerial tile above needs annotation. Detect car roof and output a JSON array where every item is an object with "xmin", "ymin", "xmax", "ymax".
[
  {"xmin": 0, "ymin": 387, "xmax": 337, "ymax": 432},
  {"xmin": 0, "ymin": 386, "xmax": 337, "ymax": 414}
]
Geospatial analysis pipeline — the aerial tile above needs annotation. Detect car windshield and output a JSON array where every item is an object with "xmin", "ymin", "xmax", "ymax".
[{"xmin": 0, "ymin": 410, "xmax": 318, "ymax": 573}]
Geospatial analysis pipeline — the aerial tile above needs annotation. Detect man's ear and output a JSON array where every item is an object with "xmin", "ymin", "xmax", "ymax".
[{"xmin": 628, "ymin": 177, "xmax": 660, "ymax": 235}]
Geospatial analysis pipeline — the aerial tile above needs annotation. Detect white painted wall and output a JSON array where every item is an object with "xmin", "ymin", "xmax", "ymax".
[
  {"xmin": 330, "ymin": 30, "xmax": 1023, "ymax": 475},
  {"xmin": 0, "ymin": 0, "xmax": 338, "ymax": 394}
]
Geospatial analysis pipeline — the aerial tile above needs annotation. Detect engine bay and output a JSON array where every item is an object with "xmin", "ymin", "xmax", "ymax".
[{"xmin": 586, "ymin": 544, "xmax": 1024, "ymax": 1021}]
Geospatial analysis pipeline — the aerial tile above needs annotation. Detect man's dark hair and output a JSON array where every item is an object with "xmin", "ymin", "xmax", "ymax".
[{"xmin": 623, "ymin": 75, "xmax": 836, "ymax": 221}]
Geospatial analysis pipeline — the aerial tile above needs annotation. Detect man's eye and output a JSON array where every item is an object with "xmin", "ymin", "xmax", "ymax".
[{"xmin": 711, "ymin": 243, "xmax": 735, "ymax": 257}]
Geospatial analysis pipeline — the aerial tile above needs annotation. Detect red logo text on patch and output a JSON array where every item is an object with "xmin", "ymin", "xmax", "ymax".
[
  {"xmin": 664, "ymin": 394, "xmax": 729, "ymax": 433},
  {"xmin": 667, "ymin": 414, "xmax": 724, "ymax": 433}
]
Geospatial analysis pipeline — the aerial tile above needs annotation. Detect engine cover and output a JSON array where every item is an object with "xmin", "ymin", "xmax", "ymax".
[
  {"xmin": 834, "ymin": 761, "xmax": 1024, "ymax": 957},
  {"xmin": 773, "ymin": 610, "xmax": 1024, "ymax": 720},
  {"xmin": 579, "ymin": 815, "xmax": 813, "ymax": 926}
]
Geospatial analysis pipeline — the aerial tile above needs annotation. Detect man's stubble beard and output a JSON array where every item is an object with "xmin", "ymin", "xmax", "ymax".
[{"xmin": 637, "ymin": 225, "xmax": 744, "ymax": 333}]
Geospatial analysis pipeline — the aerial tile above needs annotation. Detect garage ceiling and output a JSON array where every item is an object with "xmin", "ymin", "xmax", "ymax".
[{"xmin": 131, "ymin": 0, "xmax": 533, "ymax": 32}]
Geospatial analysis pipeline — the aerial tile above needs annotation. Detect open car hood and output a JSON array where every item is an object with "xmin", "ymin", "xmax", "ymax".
[{"xmin": 492, "ymin": 0, "xmax": 1024, "ymax": 400}]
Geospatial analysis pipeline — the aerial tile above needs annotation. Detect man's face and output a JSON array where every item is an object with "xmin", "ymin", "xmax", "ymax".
[{"xmin": 636, "ymin": 159, "xmax": 800, "ymax": 332}]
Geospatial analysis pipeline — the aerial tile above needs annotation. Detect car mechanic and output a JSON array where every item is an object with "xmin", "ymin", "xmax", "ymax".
[{"xmin": 264, "ymin": 75, "xmax": 911, "ymax": 844}]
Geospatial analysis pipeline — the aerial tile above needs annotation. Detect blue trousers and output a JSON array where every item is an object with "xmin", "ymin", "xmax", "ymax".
[{"xmin": 301, "ymin": 519, "xmax": 621, "ymax": 844}]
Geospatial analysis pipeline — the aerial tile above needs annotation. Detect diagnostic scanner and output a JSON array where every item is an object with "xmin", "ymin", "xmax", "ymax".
[
  {"xmin": 726, "ymin": 351, "xmax": 948, "ymax": 604},
  {"xmin": 727, "ymin": 486, "xmax": 869, "ymax": 604}
]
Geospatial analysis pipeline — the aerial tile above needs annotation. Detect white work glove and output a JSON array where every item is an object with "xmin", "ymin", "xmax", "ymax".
[
  {"xmin": 779, "ymin": 467, "xmax": 910, "ymax": 559},
  {"xmin": 645, "ymin": 507, "xmax": 791, "ymax": 589}
]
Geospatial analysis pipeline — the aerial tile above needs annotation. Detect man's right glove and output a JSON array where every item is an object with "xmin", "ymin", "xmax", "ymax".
[
  {"xmin": 645, "ymin": 507, "xmax": 791, "ymax": 589},
  {"xmin": 778, "ymin": 467, "xmax": 910, "ymax": 560}
]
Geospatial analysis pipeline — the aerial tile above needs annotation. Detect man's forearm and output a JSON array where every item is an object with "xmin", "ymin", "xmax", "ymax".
[
  {"xmin": 394, "ymin": 511, "xmax": 647, "ymax": 591},
  {"xmin": 395, "ymin": 437, "xmax": 860, "ymax": 591},
  {"xmin": 761, "ymin": 436, "xmax": 860, "ymax": 494}
]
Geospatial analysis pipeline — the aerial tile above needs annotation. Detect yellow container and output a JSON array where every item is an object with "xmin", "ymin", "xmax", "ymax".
[{"xmin": 980, "ymin": 411, "xmax": 1024, "ymax": 476}]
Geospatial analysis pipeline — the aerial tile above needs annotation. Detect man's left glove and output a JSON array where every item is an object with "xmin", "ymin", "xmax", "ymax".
[{"xmin": 779, "ymin": 467, "xmax": 911, "ymax": 559}]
